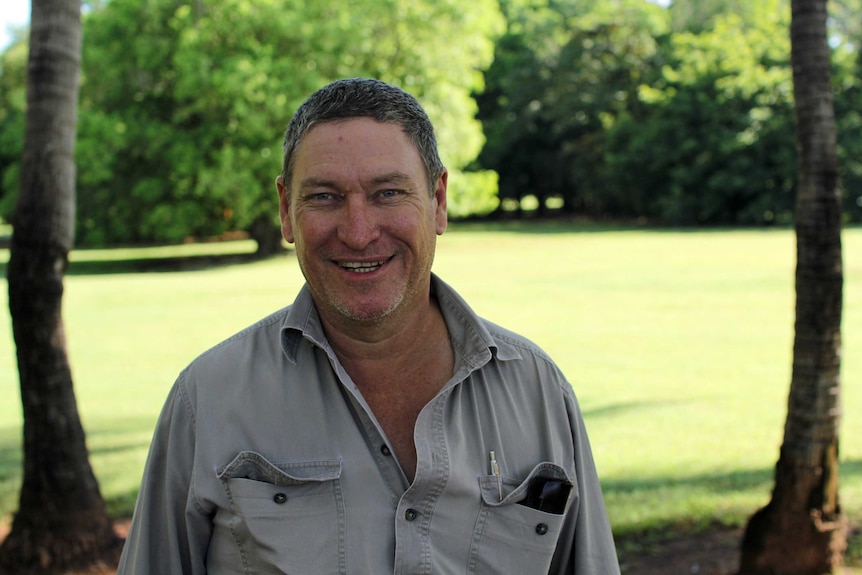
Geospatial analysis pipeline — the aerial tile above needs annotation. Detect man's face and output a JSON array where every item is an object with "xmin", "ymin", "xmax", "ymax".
[{"xmin": 277, "ymin": 118, "xmax": 448, "ymax": 327}]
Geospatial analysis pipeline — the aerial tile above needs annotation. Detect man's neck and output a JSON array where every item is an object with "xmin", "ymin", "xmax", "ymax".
[
  {"xmin": 321, "ymin": 294, "xmax": 445, "ymax": 366},
  {"xmin": 319, "ymin": 292, "xmax": 455, "ymax": 482}
]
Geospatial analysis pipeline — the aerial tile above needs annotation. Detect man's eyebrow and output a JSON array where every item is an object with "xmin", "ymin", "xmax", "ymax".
[
  {"xmin": 369, "ymin": 171, "xmax": 415, "ymax": 187},
  {"xmin": 297, "ymin": 177, "xmax": 338, "ymax": 191},
  {"xmin": 297, "ymin": 172, "xmax": 417, "ymax": 192}
]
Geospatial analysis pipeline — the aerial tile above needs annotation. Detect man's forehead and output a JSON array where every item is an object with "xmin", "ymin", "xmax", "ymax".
[
  {"xmin": 296, "ymin": 119, "xmax": 420, "ymax": 164},
  {"xmin": 304, "ymin": 116, "xmax": 403, "ymax": 137}
]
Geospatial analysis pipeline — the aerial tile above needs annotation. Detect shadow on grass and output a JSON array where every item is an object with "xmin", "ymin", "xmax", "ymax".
[
  {"xmin": 607, "ymin": 459, "xmax": 862, "ymax": 538},
  {"xmin": 0, "ymin": 245, "xmax": 293, "ymax": 277},
  {"xmin": 0, "ymin": 440, "xmax": 21, "ymax": 487},
  {"xmin": 582, "ymin": 400, "xmax": 688, "ymax": 419},
  {"xmin": 450, "ymin": 218, "xmax": 639, "ymax": 235},
  {"xmin": 605, "ymin": 459, "xmax": 862, "ymax": 500},
  {"xmin": 82, "ymin": 417, "xmax": 159, "ymax": 459},
  {"xmin": 604, "ymin": 467, "xmax": 774, "ymax": 499},
  {"xmin": 844, "ymin": 459, "xmax": 862, "ymax": 479},
  {"xmin": 67, "ymin": 251, "xmax": 277, "ymax": 276},
  {"xmin": 448, "ymin": 218, "xmax": 811, "ymax": 236},
  {"xmin": 0, "ymin": 418, "xmax": 157, "ymax": 520}
]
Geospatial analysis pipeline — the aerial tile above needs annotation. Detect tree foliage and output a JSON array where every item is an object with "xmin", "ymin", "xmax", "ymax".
[
  {"xmin": 2, "ymin": 0, "xmax": 862, "ymax": 240},
  {"xmin": 477, "ymin": 0, "xmax": 669, "ymax": 216},
  {"xmin": 0, "ymin": 0, "xmax": 503, "ymax": 249},
  {"xmin": 0, "ymin": 40, "xmax": 27, "ymax": 221},
  {"xmin": 607, "ymin": 0, "xmax": 797, "ymax": 225},
  {"xmin": 831, "ymin": 0, "xmax": 862, "ymax": 222},
  {"xmin": 477, "ymin": 0, "xmax": 862, "ymax": 225}
]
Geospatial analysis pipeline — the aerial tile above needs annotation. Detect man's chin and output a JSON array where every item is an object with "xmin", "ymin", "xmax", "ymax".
[{"xmin": 332, "ymin": 297, "xmax": 402, "ymax": 325}]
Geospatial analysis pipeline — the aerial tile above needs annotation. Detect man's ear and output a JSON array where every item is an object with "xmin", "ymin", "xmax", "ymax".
[
  {"xmin": 434, "ymin": 169, "xmax": 448, "ymax": 235},
  {"xmin": 276, "ymin": 175, "xmax": 295, "ymax": 244}
]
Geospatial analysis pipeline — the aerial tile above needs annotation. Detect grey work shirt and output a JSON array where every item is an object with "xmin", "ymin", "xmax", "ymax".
[{"xmin": 118, "ymin": 275, "xmax": 620, "ymax": 574}]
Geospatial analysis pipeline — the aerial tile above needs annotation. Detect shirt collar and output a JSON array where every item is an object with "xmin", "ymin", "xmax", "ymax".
[
  {"xmin": 279, "ymin": 274, "xmax": 523, "ymax": 366},
  {"xmin": 280, "ymin": 283, "xmax": 327, "ymax": 363}
]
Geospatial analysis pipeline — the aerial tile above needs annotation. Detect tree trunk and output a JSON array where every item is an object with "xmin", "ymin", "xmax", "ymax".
[
  {"xmin": 248, "ymin": 213, "xmax": 286, "ymax": 256},
  {"xmin": 0, "ymin": 1, "xmax": 122, "ymax": 573},
  {"xmin": 739, "ymin": 0, "xmax": 846, "ymax": 573}
]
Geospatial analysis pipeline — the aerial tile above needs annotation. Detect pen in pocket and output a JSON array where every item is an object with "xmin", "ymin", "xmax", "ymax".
[{"xmin": 489, "ymin": 450, "xmax": 502, "ymax": 501}]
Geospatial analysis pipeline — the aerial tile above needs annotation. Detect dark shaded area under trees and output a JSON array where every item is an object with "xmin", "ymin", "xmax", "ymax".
[{"xmin": 477, "ymin": 0, "xmax": 862, "ymax": 226}]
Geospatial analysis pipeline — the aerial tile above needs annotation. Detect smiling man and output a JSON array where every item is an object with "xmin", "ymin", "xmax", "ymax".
[{"xmin": 118, "ymin": 78, "xmax": 620, "ymax": 574}]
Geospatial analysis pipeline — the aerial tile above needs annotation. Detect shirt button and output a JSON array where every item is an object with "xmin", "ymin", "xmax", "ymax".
[
  {"xmin": 273, "ymin": 493, "xmax": 288, "ymax": 504},
  {"xmin": 405, "ymin": 508, "xmax": 419, "ymax": 521},
  {"xmin": 535, "ymin": 523, "xmax": 549, "ymax": 535},
  {"xmin": 381, "ymin": 444, "xmax": 392, "ymax": 456}
]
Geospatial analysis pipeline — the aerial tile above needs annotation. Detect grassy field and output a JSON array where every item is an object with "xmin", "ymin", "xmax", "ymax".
[{"xmin": 1, "ymin": 223, "xmax": 860, "ymax": 552}]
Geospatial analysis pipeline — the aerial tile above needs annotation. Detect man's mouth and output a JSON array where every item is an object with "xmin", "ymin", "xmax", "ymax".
[{"xmin": 339, "ymin": 259, "xmax": 389, "ymax": 274}]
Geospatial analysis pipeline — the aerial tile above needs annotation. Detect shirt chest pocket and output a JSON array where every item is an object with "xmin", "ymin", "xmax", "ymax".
[
  {"xmin": 468, "ymin": 462, "xmax": 574, "ymax": 575},
  {"xmin": 216, "ymin": 451, "xmax": 345, "ymax": 575}
]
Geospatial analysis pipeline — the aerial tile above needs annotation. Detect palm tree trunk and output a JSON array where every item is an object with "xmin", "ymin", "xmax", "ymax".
[
  {"xmin": 0, "ymin": 1, "xmax": 122, "ymax": 572},
  {"xmin": 739, "ymin": 0, "xmax": 846, "ymax": 573}
]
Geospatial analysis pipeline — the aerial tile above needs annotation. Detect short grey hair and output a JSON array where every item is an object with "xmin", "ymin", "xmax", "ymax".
[{"xmin": 281, "ymin": 78, "xmax": 445, "ymax": 196}]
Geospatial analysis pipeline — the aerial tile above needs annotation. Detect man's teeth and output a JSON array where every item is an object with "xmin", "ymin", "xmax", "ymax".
[{"xmin": 341, "ymin": 261, "xmax": 386, "ymax": 273}]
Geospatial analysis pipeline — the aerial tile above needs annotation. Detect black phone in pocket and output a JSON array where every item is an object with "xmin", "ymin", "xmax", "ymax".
[{"xmin": 518, "ymin": 476, "xmax": 572, "ymax": 514}]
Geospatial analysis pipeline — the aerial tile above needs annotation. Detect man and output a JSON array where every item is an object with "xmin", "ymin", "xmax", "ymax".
[{"xmin": 118, "ymin": 78, "xmax": 620, "ymax": 574}]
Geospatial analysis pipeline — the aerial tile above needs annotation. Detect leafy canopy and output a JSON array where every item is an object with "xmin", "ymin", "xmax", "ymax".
[{"xmin": 0, "ymin": 0, "xmax": 503, "ymax": 247}]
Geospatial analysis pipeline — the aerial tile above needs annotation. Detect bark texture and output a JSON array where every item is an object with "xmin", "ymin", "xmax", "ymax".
[
  {"xmin": 249, "ymin": 214, "xmax": 287, "ymax": 256},
  {"xmin": 0, "ymin": 0, "xmax": 122, "ymax": 573},
  {"xmin": 739, "ymin": 0, "xmax": 846, "ymax": 573}
]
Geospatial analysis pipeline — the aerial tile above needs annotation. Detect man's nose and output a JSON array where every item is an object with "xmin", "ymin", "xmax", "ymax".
[{"xmin": 337, "ymin": 196, "xmax": 381, "ymax": 249}]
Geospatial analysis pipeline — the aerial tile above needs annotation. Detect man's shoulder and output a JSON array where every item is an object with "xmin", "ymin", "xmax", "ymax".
[
  {"xmin": 479, "ymin": 316, "xmax": 555, "ymax": 365},
  {"xmin": 432, "ymin": 274, "xmax": 557, "ymax": 367},
  {"xmin": 183, "ymin": 306, "xmax": 292, "ymax": 376}
]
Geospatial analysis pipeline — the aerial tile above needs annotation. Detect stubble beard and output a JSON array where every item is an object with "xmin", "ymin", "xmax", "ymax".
[
  {"xmin": 300, "ymin": 236, "xmax": 437, "ymax": 328},
  {"xmin": 298, "ymin": 257, "xmax": 408, "ymax": 327},
  {"xmin": 333, "ymin": 290, "xmax": 404, "ymax": 325}
]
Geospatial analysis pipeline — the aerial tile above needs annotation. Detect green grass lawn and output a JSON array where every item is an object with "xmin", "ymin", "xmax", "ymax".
[{"xmin": 1, "ymin": 223, "xmax": 860, "ymax": 549}]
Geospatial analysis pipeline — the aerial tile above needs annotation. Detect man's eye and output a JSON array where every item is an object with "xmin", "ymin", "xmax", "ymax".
[
  {"xmin": 309, "ymin": 192, "xmax": 335, "ymax": 202},
  {"xmin": 379, "ymin": 189, "xmax": 401, "ymax": 199}
]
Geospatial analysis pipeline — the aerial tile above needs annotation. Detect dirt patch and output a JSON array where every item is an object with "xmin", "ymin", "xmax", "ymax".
[
  {"xmin": 618, "ymin": 526, "xmax": 862, "ymax": 575},
  {"xmin": 0, "ymin": 521, "xmax": 741, "ymax": 574},
  {"xmin": 619, "ymin": 528, "xmax": 743, "ymax": 574},
  {"xmin": 2, "ymin": 521, "xmax": 859, "ymax": 574}
]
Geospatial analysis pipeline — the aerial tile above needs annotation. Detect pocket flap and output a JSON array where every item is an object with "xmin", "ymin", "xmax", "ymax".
[{"xmin": 217, "ymin": 451, "xmax": 342, "ymax": 485}]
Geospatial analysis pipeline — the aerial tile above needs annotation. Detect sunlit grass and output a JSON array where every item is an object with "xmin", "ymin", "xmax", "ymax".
[{"xmin": 1, "ymin": 224, "xmax": 860, "ymax": 543}]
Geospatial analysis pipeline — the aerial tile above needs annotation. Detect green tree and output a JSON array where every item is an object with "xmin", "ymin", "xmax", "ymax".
[
  {"xmin": 831, "ymin": 0, "xmax": 862, "ymax": 222},
  {"xmin": 0, "ymin": 38, "xmax": 27, "ymax": 221},
  {"xmin": 476, "ymin": 8, "xmax": 556, "ymax": 215},
  {"xmin": 477, "ymin": 0, "xmax": 668, "ymax": 216},
  {"xmin": 605, "ymin": 0, "xmax": 797, "ymax": 225},
  {"xmin": 667, "ymin": 0, "xmax": 765, "ymax": 33},
  {"xmin": 73, "ymin": 0, "xmax": 187, "ymax": 246},
  {"xmin": 0, "ymin": 0, "xmax": 122, "ymax": 572},
  {"xmin": 70, "ymin": 0, "xmax": 502, "ymax": 251},
  {"xmin": 550, "ymin": 1, "xmax": 668, "ymax": 216}
]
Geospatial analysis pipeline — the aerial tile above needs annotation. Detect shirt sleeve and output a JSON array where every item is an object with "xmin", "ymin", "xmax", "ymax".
[
  {"xmin": 117, "ymin": 373, "xmax": 212, "ymax": 574},
  {"xmin": 549, "ymin": 389, "xmax": 621, "ymax": 575}
]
